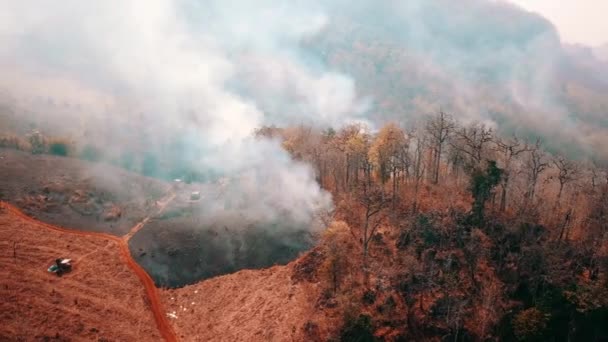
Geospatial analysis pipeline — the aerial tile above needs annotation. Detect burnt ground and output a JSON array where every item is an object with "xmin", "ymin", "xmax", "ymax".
[
  {"xmin": 129, "ymin": 187, "xmax": 315, "ymax": 288},
  {"xmin": 1, "ymin": 149, "xmax": 315, "ymax": 289},
  {"xmin": 0, "ymin": 148, "xmax": 170, "ymax": 235}
]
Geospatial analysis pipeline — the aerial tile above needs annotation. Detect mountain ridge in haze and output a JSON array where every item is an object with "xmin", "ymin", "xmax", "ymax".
[
  {"xmin": 1, "ymin": 0, "xmax": 607, "ymax": 160},
  {"xmin": 299, "ymin": 0, "xmax": 608, "ymax": 159}
]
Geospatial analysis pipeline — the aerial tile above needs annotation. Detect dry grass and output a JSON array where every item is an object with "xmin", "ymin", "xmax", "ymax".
[{"xmin": 0, "ymin": 207, "xmax": 162, "ymax": 341}]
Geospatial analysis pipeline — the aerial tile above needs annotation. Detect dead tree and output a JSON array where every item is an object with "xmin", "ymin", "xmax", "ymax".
[
  {"xmin": 557, "ymin": 208, "xmax": 573, "ymax": 243},
  {"xmin": 335, "ymin": 124, "xmax": 368, "ymax": 190},
  {"xmin": 525, "ymin": 140, "xmax": 549, "ymax": 204},
  {"xmin": 493, "ymin": 136, "xmax": 530, "ymax": 212},
  {"xmin": 425, "ymin": 110, "xmax": 455, "ymax": 184},
  {"xmin": 589, "ymin": 166, "xmax": 608, "ymax": 193},
  {"xmin": 450, "ymin": 123, "xmax": 494, "ymax": 170},
  {"xmin": 354, "ymin": 185, "xmax": 389, "ymax": 283},
  {"xmin": 409, "ymin": 129, "xmax": 427, "ymax": 213},
  {"xmin": 552, "ymin": 155, "xmax": 580, "ymax": 205}
]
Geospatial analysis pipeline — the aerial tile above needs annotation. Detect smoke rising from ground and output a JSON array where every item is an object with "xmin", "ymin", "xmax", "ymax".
[
  {"xmin": 1, "ymin": 0, "xmax": 607, "ymax": 224},
  {"xmin": 0, "ymin": 0, "xmax": 374, "ymax": 228}
]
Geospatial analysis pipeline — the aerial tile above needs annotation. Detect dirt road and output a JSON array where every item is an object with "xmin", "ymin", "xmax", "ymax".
[
  {"xmin": 123, "ymin": 194, "xmax": 175, "ymax": 242},
  {"xmin": 0, "ymin": 198, "xmax": 178, "ymax": 342}
]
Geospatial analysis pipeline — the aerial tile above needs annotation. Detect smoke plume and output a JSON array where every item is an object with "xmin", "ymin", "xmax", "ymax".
[
  {"xmin": 1, "ymin": 0, "xmax": 607, "ymax": 225},
  {"xmin": 0, "ymin": 0, "xmax": 375, "ymax": 229}
]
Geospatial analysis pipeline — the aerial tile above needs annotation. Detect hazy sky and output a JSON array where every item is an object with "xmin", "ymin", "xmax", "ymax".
[{"xmin": 507, "ymin": 0, "xmax": 608, "ymax": 46}]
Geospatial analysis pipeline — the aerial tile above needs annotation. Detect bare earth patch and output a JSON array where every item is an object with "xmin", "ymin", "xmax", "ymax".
[
  {"xmin": 161, "ymin": 262, "xmax": 338, "ymax": 342},
  {"xmin": 0, "ymin": 206, "xmax": 162, "ymax": 341}
]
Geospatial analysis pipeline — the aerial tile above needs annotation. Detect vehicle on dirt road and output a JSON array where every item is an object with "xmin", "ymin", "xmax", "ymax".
[{"xmin": 47, "ymin": 258, "xmax": 72, "ymax": 276}]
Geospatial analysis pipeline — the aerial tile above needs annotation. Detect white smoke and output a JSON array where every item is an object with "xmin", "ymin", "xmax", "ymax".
[{"xmin": 0, "ymin": 0, "xmax": 369, "ymax": 227}]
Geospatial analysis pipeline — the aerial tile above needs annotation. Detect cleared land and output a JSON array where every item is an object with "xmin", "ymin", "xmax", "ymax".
[
  {"xmin": 0, "ymin": 204, "xmax": 163, "ymax": 341},
  {"xmin": 160, "ymin": 251, "xmax": 340, "ymax": 342}
]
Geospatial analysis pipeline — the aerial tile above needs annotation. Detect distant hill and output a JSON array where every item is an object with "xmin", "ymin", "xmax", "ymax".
[
  {"xmin": 1, "ymin": 0, "xmax": 607, "ymax": 160},
  {"xmin": 296, "ymin": 0, "xmax": 608, "ymax": 158}
]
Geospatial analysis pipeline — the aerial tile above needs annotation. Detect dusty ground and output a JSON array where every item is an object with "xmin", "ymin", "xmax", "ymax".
[
  {"xmin": 0, "ymin": 148, "xmax": 169, "ymax": 235},
  {"xmin": 161, "ymin": 260, "xmax": 338, "ymax": 342},
  {"xmin": 0, "ymin": 205, "xmax": 162, "ymax": 341}
]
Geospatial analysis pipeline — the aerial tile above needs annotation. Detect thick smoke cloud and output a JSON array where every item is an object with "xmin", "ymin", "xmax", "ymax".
[
  {"xmin": 6, "ymin": 0, "xmax": 608, "ymax": 286},
  {"xmin": 307, "ymin": 0, "xmax": 608, "ymax": 158},
  {"xmin": 0, "ymin": 0, "xmax": 375, "ymax": 228},
  {"xmin": 1, "ymin": 0, "xmax": 607, "ymax": 203}
]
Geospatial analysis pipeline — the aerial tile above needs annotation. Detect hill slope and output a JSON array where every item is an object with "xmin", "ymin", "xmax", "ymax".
[
  {"xmin": 161, "ymin": 252, "xmax": 339, "ymax": 342},
  {"xmin": 0, "ymin": 205, "xmax": 162, "ymax": 341},
  {"xmin": 0, "ymin": 148, "xmax": 169, "ymax": 235}
]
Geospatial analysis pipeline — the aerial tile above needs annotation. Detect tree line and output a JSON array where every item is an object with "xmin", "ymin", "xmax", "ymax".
[{"xmin": 257, "ymin": 111, "xmax": 608, "ymax": 341}]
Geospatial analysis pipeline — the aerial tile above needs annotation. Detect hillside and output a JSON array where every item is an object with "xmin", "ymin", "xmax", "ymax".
[
  {"xmin": 0, "ymin": 0, "xmax": 607, "ymax": 341},
  {"xmin": 299, "ymin": 1, "xmax": 608, "ymax": 159},
  {"xmin": 0, "ymin": 148, "xmax": 314, "ymax": 289},
  {"xmin": 0, "ymin": 204, "xmax": 162, "ymax": 341},
  {"xmin": 161, "ymin": 256, "xmax": 338, "ymax": 342},
  {"xmin": 0, "ymin": 148, "xmax": 170, "ymax": 235},
  {"xmin": 2, "ymin": 1, "xmax": 608, "ymax": 163}
]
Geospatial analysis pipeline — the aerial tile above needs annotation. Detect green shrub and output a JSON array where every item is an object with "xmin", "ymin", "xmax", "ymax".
[
  {"xmin": 468, "ymin": 160, "xmax": 503, "ymax": 225},
  {"xmin": 48, "ymin": 139, "xmax": 70, "ymax": 156}
]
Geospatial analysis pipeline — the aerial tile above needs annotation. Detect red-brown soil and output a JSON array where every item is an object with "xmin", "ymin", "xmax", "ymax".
[
  {"xmin": 0, "ymin": 202, "xmax": 177, "ymax": 342},
  {"xmin": 161, "ymin": 258, "xmax": 340, "ymax": 342}
]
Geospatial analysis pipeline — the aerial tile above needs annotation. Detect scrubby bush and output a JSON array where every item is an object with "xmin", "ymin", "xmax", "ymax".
[
  {"xmin": 28, "ymin": 130, "xmax": 47, "ymax": 154},
  {"xmin": 468, "ymin": 160, "xmax": 503, "ymax": 225}
]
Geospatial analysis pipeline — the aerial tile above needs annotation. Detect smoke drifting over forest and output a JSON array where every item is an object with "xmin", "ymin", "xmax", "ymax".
[
  {"xmin": 307, "ymin": 0, "xmax": 608, "ymax": 158},
  {"xmin": 1, "ymin": 0, "xmax": 608, "ymax": 230},
  {"xmin": 0, "ymin": 0, "xmax": 365, "ymax": 228}
]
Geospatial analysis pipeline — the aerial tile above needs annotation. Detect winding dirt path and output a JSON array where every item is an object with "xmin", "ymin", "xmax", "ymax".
[
  {"xmin": 0, "ymin": 196, "xmax": 178, "ymax": 342},
  {"xmin": 123, "ymin": 194, "xmax": 175, "ymax": 242}
]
